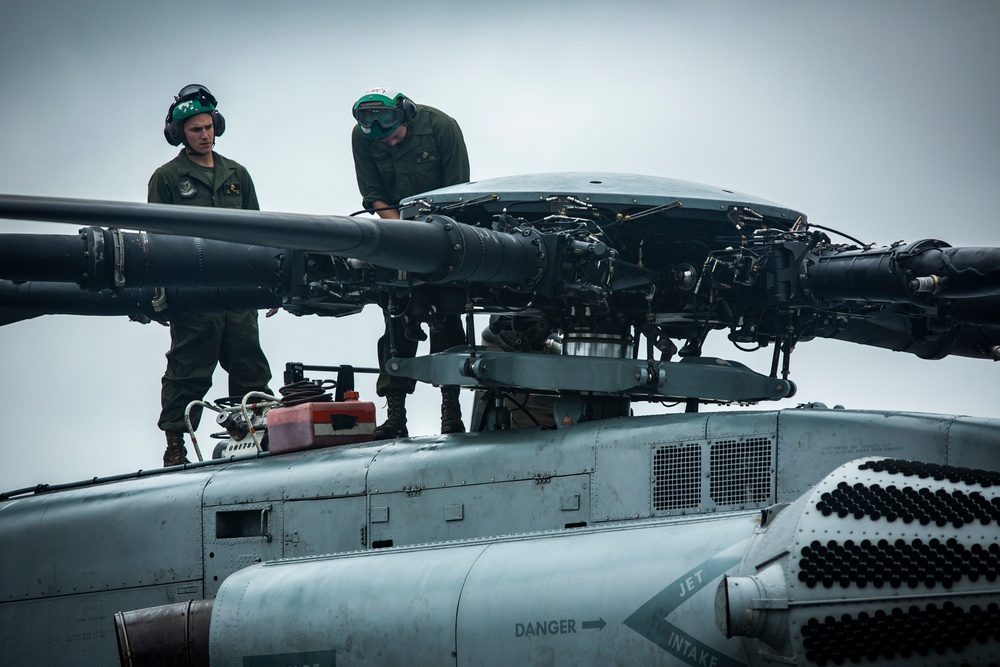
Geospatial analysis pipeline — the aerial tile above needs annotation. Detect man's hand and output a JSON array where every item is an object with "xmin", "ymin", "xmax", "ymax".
[
  {"xmin": 371, "ymin": 199, "xmax": 401, "ymax": 219},
  {"xmin": 129, "ymin": 313, "xmax": 169, "ymax": 327}
]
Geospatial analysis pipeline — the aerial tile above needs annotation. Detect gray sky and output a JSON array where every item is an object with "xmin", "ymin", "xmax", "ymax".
[{"xmin": 1, "ymin": 1, "xmax": 997, "ymax": 492}]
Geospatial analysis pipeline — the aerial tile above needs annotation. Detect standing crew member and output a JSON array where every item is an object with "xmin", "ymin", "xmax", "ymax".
[
  {"xmin": 149, "ymin": 84, "xmax": 273, "ymax": 466},
  {"xmin": 351, "ymin": 87, "xmax": 470, "ymax": 440}
]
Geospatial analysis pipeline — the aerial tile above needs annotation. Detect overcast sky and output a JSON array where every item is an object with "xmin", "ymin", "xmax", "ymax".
[{"xmin": 0, "ymin": 1, "xmax": 997, "ymax": 492}]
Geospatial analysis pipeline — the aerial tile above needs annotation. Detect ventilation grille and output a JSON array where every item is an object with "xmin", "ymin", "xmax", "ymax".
[
  {"xmin": 710, "ymin": 437, "xmax": 773, "ymax": 506},
  {"xmin": 653, "ymin": 443, "xmax": 701, "ymax": 510},
  {"xmin": 653, "ymin": 437, "xmax": 774, "ymax": 513}
]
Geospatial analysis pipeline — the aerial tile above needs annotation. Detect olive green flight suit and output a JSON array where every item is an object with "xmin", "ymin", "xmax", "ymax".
[
  {"xmin": 352, "ymin": 105, "xmax": 470, "ymax": 396},
  {"xmin": 148, "ymin": 150, "xmax": 272, "ymax": 431},
  {"xmin": 352, "ymin": 104, "xmax": 470, "ymax": 213}
]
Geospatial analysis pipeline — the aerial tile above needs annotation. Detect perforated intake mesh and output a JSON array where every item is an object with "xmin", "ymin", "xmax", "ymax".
[
  {"xmin": 710, "ymin": 437, "xmax": 773, "ymax": 505},
  {"xmin": 801, "ymin": 602, "xmax": 1000, "ymax": 665},
  {"xmin": 653, "ymin": 444, "xmax": 701, "ymax": 510},
  {"xmin": 652, "ymin": 437, "xmax": 774, "ymax": 512}
]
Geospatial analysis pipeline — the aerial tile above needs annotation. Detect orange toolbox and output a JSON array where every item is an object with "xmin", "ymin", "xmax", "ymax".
[{"xmin": 267, "ymin": 393, "xmax": 376, "ymax": 454}]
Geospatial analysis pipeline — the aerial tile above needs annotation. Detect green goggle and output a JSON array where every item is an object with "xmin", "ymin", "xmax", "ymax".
[{"xmin": 354, "ymin": 105, "xmax": 404, "ymax": 130}]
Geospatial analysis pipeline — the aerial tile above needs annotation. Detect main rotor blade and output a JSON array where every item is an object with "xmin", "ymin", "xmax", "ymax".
[
  {"xmin": 0, "ymin": 195, "xmax": 544, "ymax": 286},
  {"xmin": 0, "ymin": 195, "xmax": 444, "ymax": 269}
]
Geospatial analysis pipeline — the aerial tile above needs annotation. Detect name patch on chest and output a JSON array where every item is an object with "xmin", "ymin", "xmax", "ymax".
[{"xmin": 413, "ymin": 148, "xmax": 439, "ymax": 164}]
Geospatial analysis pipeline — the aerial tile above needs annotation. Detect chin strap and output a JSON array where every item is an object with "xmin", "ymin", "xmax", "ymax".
[{"xmin": 183, "ymin": 140, "xmax": 215, "ymax": 157}]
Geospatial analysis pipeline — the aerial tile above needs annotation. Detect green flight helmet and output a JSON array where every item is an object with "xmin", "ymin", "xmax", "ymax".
[
  {"xmin": 163, "ymin": 84, "xmax": 225, "ymax": 146},
  {"xmin": 171, "ymin": 96, "xmax": 216, "ymax": 123},
  {"xmin": 352, "ymin": 87, "xmax": 416, "ymax": 140}
]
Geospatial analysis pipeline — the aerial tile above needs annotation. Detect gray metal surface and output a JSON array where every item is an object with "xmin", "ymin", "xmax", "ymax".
[
  {"xmin": 209, "ymin": 517, "xmax": 757, "ymax": 666},
  {"xmin": 201, "ymin": 441, "xmax": 377, "ymax": 504},
  {"xmin": 774, "ymin": 406, "xmax": 958, "ymax": 501},
  {"xmin": 395, "ymin": 349, "xmax": 794, "ymax": 403},
  {"xmin": 0, "ymin": 470, "xmax": 213, "ymax": 665},
  {"xmin": 403, "ymin": 172, "xmax": 805, "ymax": 221},
  {"xmin": 3, "ymin": 407, "xmax": 1000, "ymax": 665},
  {"xmin": 0, "ymin": 470, "xmax": 211, "ymax": 598}
]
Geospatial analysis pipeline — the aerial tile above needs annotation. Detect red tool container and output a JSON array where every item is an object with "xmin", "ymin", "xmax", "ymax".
[{"xmin": 267, "ymin": 392, "xmax": 376, "ymax": 454}]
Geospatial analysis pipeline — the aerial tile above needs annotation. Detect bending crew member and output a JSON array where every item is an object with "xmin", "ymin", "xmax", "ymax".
[{"xmin": 351, "ymin": 86, "xmax": 470, "ymax": 439}]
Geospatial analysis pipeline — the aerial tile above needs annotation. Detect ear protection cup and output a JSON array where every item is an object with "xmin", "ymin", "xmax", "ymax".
[
  {"xmin": 213, "ymin": 111, "xmax": 226, "ymax": 138},
  {"xmin": 164, "ymin": 125, "xmax": 180, "ymax": 146},
  {"xmin": 399, "ymin": 97, "xmax": 417, "ymax": 121},
  {"xmin": 164, "ymin": 105, "xmax": 183, "ymax": 146}
]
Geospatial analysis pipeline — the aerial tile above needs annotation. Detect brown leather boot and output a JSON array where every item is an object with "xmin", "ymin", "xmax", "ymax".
[
  {"xmin": 440, "ymin": 386, "xmax": 465, "ymax": 434},
  {"xmin": 163, "ymin": 431, "xmax": 190, "ymax": 467},
  {"xmin": 372, "ymin": 391, "xmax": 408, "ymax": 440}
]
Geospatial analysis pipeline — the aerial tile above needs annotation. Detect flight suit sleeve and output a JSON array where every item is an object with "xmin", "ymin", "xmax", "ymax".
[
  {"xmin": 432, "ymin": 114, "xmax": 470, "ymax": 187},
  {"xmin": 352, "ymin": 127, "xmax": 390, "ymax": 211},
  {"xmin": 147, "ymin": 167, "xmax": 174, "ymax": 205},
  {"xmin": 238, "ymin": 167, "xmax": 260, "ymax": 211}
]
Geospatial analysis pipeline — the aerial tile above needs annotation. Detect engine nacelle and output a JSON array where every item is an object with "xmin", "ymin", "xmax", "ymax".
[
  {"xmin": 207, "ymin": 517, "xmax": 757, "ymax": 666},
  {"xmin": 717, "ymin": 457, "xmax": 1000, "ymax": 666}
]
